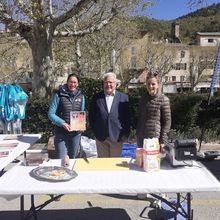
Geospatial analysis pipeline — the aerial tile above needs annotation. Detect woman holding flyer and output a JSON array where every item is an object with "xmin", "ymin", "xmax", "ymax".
[
  {"xmin": 48, "ymin": 74, "xmax": 85, "ymax": 162},
  {"xmin": 136, "ymin": 71, "xmax": 171, "ymax": 151}
]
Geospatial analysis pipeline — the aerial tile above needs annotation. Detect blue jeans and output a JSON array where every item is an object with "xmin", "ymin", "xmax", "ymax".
[{"xmin": 54, "ymin": 133, "xmax": 81, "ymax": 159}]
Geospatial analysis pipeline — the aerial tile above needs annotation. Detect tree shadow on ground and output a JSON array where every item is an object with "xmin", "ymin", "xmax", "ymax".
[{"xmin": 200, "ymin": 158, "xmax": 220, "ymax": 180}]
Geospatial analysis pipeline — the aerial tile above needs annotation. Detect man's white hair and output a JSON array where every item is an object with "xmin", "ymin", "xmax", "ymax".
[{"xmin": 103, "ymin": 72, "xmax": 119, "ymax": 82}]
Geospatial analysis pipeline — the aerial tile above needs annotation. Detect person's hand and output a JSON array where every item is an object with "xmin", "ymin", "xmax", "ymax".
[
  {"xmin": 62, "ymin": 123, "xmax": 71, "ymax": 132},
  {"xmin": 160, "ymin": 143, "xmax": 165, "ymax": 153}
]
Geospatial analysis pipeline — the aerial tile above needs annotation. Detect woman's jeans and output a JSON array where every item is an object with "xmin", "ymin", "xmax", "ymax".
[{"xmin": 54, "ymin": 133, "xmax": 81, "ymax": 159}]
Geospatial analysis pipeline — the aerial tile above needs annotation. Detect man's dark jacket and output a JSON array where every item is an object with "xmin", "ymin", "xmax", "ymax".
[{"xmin": 89, "ymin": 91, "xmax": 130, "ymax": 143}]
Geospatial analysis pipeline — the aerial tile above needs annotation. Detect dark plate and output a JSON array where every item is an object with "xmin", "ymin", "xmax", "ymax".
[{"xmin": 30, "ymin": 166, "xmax": 77, "ymax": 182}]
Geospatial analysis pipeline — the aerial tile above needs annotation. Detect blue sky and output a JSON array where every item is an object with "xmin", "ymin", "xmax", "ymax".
[{"xmin": 142, "ymin": 0, "xmax": 220, "ymax": 20}]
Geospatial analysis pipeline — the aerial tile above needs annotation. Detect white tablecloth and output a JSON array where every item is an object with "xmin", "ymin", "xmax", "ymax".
[
  {"xmin": 0, "ymin": 134, "xmax": 41, "ymax": 171},
  {"xmin": 0, "ymin": 159, "xmax": 219, "ymax": 196}
]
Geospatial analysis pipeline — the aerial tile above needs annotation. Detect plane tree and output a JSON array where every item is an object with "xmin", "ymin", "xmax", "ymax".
[
  {"xmin": 0, "ymin": 0, "xmax": 151, "ymax": 97},
  {"xmin": 189, "ymin": 46, "xmax": 216, "ymax": 90}
]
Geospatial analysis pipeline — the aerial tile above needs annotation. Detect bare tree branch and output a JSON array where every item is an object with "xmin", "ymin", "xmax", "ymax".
[
  {"xmin": 54, "ymin": 12, "xmax": 117, "ymax": 37},
  {"xmin": 187, "ymin": 0, "xmax": 209, "ymax": 9},
  {"xmin": 52, "ymin": 0, "xmax": 95, "ymax": 27},
  {"xmin": 143, "ymin": 43, "xmax": 176, "ymax": 78}
]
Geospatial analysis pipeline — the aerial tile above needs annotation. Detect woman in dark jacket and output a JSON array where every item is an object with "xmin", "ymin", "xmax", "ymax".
[
  {"xmin": 136, "ymin": 72, "xmax": 171, "ymax": 150},
  {"xmin": 48, "ymin": 74, "xmax": 85, "ymax": 160}
]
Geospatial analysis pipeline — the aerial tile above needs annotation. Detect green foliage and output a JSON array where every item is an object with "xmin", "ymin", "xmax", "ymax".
[
  {"xmin": 128, "ymin": 87, "xmax": 146, "ymax": 130},
  {"xmin": 179, "ymin": 15, "xmax": 220, "ymax": 44},
  {"xmin": 169, "ymin": 93, "xmax": 204, "ymax": 132},
  {"xmin": 80, "ymin": 77, "xmax": 103, "ymax": 108},
  {"xmin": 134, "ymin": 3, "xmax": 220, "ymax": 44},
  {"xmin": 180, "ymin": 3, "xmax": 220, "ymax": 18},
  {"xmin": 169, "ymin": 95, "xmax": 220, "ymax": 142},
  {"xmin": 134, "ymin": 16, "xmax": 172, "ymax": 40},
  {"xmin": 170, "ymin": 126, "xmax": 220, "ymax": 143},
  {"xmin": 22, "ymin": 97, "xmax": 53, "ymax": 143},
  {"xmin": 80, "ymin": 77, "xmax": 103, "ymax": 138},
  {"xmin": 198, "ymin": 96, "xmax": 220, "ymax": 137}
]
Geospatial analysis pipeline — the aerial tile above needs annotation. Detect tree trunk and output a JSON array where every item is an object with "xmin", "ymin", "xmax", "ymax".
[
  {"xmin": 75, "ymin": 37, "xmax": 82, "ymax": 76},
  {"xmin": 28, "ymin": 29, "xmax": 56, "ymax": 98}
]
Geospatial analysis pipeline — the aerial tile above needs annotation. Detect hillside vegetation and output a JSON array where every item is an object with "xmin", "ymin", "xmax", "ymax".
[{"xmin": 135, "ymin": 3, "xmax": 220, "ymax": 44}]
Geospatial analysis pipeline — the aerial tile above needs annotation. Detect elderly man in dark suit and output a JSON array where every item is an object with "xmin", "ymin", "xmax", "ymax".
[{"xmin": 89, "ymin": 72, "xmax": 131, "ymax": 157}]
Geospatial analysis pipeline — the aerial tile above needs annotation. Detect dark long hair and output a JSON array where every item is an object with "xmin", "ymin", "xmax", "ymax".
[{"xmin": 67, "ymin": 74, "xmax": 80, "ymax": 84}]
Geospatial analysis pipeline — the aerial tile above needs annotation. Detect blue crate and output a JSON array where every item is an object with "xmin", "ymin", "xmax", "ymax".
[{"xmin": 121, "ymin": 143, "xmax": 137, "ymax": 159}]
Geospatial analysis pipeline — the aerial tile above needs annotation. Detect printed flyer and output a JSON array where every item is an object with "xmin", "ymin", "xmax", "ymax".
[{"xmin": 70, "ymin": 111, "xmax": 86, "ymax": 131}]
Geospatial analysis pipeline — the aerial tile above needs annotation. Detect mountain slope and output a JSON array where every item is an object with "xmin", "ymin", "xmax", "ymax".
[
  {"xmin": 179, "ymin": 3, "xmax": 220, "ymax": 19},
  {"xmin": 135, "ymin": 3, "xmax": 220, "ymax": 44}
]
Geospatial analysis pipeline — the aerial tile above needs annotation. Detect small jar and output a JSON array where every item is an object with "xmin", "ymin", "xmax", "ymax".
[{"xmin": 62, "ymin": 155, "xmax": 70, "ymax": 167}]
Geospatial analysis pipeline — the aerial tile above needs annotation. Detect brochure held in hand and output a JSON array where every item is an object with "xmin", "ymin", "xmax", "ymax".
[{"xmin": 70, "ymin": 111, "xmax": 86, "ymax": 131}]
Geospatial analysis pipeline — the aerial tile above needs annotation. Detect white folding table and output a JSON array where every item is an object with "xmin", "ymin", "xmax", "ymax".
[
  {"xmin": 0, "ymin": 134, "xmax": 41, "ymax": 172},
  {"xmin": 0, "ymin": 158, "xmax": 219, "ymax": 220}
]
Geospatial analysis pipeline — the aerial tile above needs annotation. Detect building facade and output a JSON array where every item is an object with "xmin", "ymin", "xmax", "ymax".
[
  {"xmin": 123, "ymin": 31, "xmax": 219, "ymax": 94},
  {"xmin": 196, "ymin": 32, "xmax": 220, "ymax": 47}
]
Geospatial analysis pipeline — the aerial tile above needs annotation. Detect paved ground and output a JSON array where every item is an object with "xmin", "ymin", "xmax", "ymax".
[
  {"xmin": 1, "ymin": 191, "xmax": 220, "ymax": 220},
  {"xmin": 0, "ymin": 143, "xmax": 220, "ymax": 220}
]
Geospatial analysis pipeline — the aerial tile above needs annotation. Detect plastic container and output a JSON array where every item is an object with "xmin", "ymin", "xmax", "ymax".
[
  {"xmin": 25, "ymin": 153, "xmax": 48, "ymax": 166},
  {"xmin": 135, "ymin": 148, "xmax": 144, "ymax": 167},
  {"xmin": 121, "ymin": 143, "xmax": 137, "ymax": 159}
]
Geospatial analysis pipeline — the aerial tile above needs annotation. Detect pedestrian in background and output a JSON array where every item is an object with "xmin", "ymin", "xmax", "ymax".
[
  {"xmin": 48, "ymin": 74, "xmax": 85, "ymax": 160},
  {"xmin": 89, "ymin": 72, "xmax": 130, "ymax": 157}
]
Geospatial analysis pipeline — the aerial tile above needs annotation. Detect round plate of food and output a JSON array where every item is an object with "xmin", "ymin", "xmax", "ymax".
[{"xmin": 30, "ymin": 166, "xmax": 78, "ymax": 182}]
